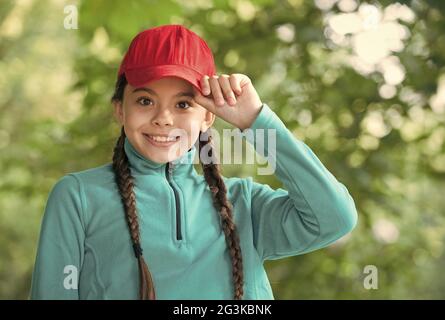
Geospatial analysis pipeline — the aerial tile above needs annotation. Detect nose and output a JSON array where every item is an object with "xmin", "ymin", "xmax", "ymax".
[{"xmin": 151, "ymin": 108, "xmax": 174, "ymax": 127}]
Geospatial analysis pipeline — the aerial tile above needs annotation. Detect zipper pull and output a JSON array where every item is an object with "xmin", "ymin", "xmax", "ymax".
[{"xmin": 168, "ymin": 161, "xmax": 175, "ymax": 177}]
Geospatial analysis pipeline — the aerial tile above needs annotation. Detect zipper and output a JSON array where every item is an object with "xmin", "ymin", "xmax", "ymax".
[{"xmin": 165, "ymin": 162, "xmax": 182, "ymax": 241}]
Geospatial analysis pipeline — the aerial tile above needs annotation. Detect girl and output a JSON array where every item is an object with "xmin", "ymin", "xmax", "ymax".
[{"xmin": 30, "ymin": 24, "xmax": 358, "ymax": 300}]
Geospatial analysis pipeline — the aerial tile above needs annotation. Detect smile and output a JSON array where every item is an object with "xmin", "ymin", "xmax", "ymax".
[{"xmin": 143, "ymin": 134, "xmax": 180, "ymax": 147}]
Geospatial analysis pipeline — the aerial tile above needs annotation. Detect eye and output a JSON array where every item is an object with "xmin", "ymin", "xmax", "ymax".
[
  {"xmin": 136, "ymin": 97, "xmax": 153, "ymax": 106},
  {"xmin": 177, "ymin": 101, "xmax": 192, "ymax": 109}
]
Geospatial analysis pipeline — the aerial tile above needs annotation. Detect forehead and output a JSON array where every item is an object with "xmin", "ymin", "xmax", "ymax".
[{"xmin": 128, "ymin": 76, "xmax": 193, "ymax": 92}]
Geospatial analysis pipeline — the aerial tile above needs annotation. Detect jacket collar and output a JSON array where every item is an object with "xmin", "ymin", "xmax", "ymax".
[{"xmin": 124, "ymin": 136, "xmax": 198, "ymax": 177}]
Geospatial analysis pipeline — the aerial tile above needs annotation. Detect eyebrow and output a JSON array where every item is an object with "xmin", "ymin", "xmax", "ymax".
[{"xmin": 132, "ymin": 87, "xmax": 195, "ymax": 98}]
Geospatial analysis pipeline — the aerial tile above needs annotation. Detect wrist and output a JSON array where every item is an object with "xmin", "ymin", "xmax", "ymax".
[{"xmin": 238, "ymin": 103, "xmax": 263, "ymax": 131}]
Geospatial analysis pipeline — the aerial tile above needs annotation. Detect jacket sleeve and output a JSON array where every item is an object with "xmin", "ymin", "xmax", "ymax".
[
  {"xmin": 239, "ymin": 103, "xmax": 358, "ymax": 262},
  {"xmin": 30, "ymin": 174, "xmax": 86, "ymax": 299}
]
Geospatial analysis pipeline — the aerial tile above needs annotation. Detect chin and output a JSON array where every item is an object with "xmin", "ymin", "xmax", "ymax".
[
  {"xmin": 139, "ymin": 136, "xmax": 192, "ymax": 163},
  {"xmin": 146, "ymin": 150, "xmax": 183, "ymax": 164},
  {"xmin": 145, "ymin": 152, "xmax": 170, "ymax": 164}
]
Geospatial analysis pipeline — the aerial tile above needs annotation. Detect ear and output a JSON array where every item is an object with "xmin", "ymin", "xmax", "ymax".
[
  {"xmin": 113, "ymin": 100, "xmax": 124, "ymax": 125},
  {"xmin": 200, "ymin": 109, "xmax": 216, "ymax": 132}
]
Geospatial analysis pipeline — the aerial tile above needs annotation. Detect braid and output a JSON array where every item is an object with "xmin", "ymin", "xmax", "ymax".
[
  {"xmin": 199, "ymin": 130, "xmax": 244, "ymax": 300},
  {"xmin": 112, "ymin": 126, "xmax": 156, "ymax": 300}
]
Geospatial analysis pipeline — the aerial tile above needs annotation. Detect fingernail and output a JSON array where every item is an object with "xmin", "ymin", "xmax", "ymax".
[{"xmin": 228, "ymin": 97, "xmax": 236, "ymax": 105}]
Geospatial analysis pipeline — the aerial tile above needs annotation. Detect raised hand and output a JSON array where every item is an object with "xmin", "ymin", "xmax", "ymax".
[{"xmin": 193, "ymin": 74, "xmax": 263, "ymax": 131}]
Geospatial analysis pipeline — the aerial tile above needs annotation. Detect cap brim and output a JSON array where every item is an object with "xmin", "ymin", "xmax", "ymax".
[{"xmin": 124, "ymin": 64, "xmax": 204, "ymax": 94}]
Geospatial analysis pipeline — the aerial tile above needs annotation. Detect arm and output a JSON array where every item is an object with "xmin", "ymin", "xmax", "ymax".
[
  {"xmin": 30, "ymin": 174, "xmax": 86, "ymax": 299},
  {"xmin": 239, "ymin": 103, "xmax": 358, "ymax": 262}
]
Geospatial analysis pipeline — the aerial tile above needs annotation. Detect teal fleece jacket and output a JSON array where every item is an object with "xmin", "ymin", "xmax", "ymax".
[{"xmin": 30, "ymin": 103, "xmax": 358, "ymax": 300}]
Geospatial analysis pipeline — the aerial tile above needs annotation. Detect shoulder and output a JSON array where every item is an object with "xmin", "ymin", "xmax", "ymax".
[
  {"xmin": 221, "ymin": 174, "xmax": 286, "ymax": 202},
  {"xmin": 47, "ymin": 163, "xmax": 116, "ymax": 223},
  {"xmin": 220, "ymin": 175, "xmax": 256, "ymax": 201},
  {"xmin": 51, "ymin": 163, "xmax": 116, "ymax": 198},
  {"xmin": 66, "ymin": 162, "xmax": 115, "ymax": 186}
]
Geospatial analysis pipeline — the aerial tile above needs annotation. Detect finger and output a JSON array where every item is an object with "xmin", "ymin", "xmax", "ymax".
[
  {"xmin": 219, "ymin": 74, "xmax": 237, "ymax": 106},
  {"xmin": 201, "ymin": 75, "xmax": 211, "ymax": 96},
  {"xmin": 192, "ymin": 87, "xmax": 217, "ymax": 114},
  {"xmin": 209, "ymin": 75, "xmax": 225, "ymax": 106},
  {"xmin": 229, "ymin": 74, "xmax": 242, "ymax": 96}
]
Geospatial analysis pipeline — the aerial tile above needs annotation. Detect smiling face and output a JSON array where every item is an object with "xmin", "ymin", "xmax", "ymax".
[{"xmin": 113, "ymin": 76, "xmax": 215, "ymax": 164}]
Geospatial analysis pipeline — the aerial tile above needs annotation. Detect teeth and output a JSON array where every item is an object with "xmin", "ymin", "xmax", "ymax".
[{"xmin": 146, "ymin": 134, "xmax": 178, "ymax": 142}]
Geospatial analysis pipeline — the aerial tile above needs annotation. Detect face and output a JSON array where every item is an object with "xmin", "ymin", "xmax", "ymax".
[{"xmin": 113, "ymin": 76, "xmax": 215, "ymax": 164}]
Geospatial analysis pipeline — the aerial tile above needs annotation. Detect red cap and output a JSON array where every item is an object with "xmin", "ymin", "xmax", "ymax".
[{"xmin": 117, "ymin": 24, "xmax": 216, "ymax": 93}]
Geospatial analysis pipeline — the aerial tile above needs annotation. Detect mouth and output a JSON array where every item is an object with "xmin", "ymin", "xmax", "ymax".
[{"xmin": 143, "ymin": 133, "xmax": 180, "ymax": 147}]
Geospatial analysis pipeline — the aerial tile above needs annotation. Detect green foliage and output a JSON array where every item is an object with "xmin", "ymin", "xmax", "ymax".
[{"xmin": 0, "ymin": 0, "xmax": 444, "ymax": 299}]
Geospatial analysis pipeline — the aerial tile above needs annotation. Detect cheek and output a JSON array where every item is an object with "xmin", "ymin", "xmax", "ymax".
[
  {"xmin": 172, "ymin": 118, "xmax": 200, "ymax": 148},
  {"xmin": 123, "ymin": 106, "xmax": 147, "ymax": 126},
  {"xmin": 185, "ymin": 117, "xmax": 206, "ymax": 136}
]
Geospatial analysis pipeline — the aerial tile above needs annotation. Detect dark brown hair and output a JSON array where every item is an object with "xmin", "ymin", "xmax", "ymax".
[{"xmin": 110, "ymin": 74, "xmax": 244, "ymax": 299}]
